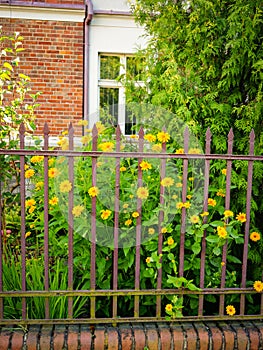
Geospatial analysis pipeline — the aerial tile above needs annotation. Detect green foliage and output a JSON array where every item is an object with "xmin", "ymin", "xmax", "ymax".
[
  {"xmin": 129, "ymin": 0, "xmax": 263, "ymax": 154},
  {"xmin": 0, "ymin": 27, "xmax": 41, "ymax": 235},
  {"xmin": 127, "ymin": 0, "xmax": 263, "ymax": 253}
]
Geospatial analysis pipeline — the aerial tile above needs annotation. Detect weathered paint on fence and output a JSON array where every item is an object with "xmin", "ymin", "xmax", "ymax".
[{"xmin": 0, "ymin": 122, "xmax": 262, "ymax": 325}]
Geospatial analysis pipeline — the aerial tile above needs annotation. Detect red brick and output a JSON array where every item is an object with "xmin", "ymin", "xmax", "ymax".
[
  {"xmin": 218, "ymin": 322, "xmax": 235, "ymax": 350},
  {"xmin": 119, "ymin": 325, "xmax": 133, "ymax": 350},
  {"xmin": 67, "ymin": 326, "xmax": 79, "ymax": 350},
  {"xmin": 93, "ymin": 327, "xmax": 105, "ymax": 350},
  {"xmin": 158, "ymin": 324, "xmax": 172, "ymax": 350},
  {"xmin": 194, "ymin": 323, "xmax": 209, "ymax": 350},
  {"xmin": 26, "ymin": 326, "xmax": 40, "ymax": 350},
  {"xmin": 79, "ymin": 326, "xmax": 92, "ymax": 350},
  {"xmin": 244, "ymin": 322, "xmax": 260, "ymax": 350},
  {"xmin": 133, "ymin": 325, "xmax": 146, "ymax": 349},
  {"xmin": 171, "ymin": 324, "xmax": 184, "ymax": 350},
  {"xmin": 10, "ymin": 330, "xmax": 24, "ymax": 350},
  {"xmin": 52, "ymin": 325, "xmax": 66, "ymax": 350},
  {"xmin": 208, "ymin": 323, "xmax": 223, "ymax": 350},
  {"xmin": 39, "ymin": 325, "xmax": 52, "ymax": 349},
  {"xmin": 0, "ymin": 328, "xmax": 12, "ymax": 350},
  {"xmin": 182, "ymin": 323, "xmax": 198, "ymax": 349},
  {"xmin": 107, "ymin": 327, "xmax": 119, "ymax": 350},
  {"xmin": 230, "ymin": 322, "xmax": 248, "ymax": 350},
  {"xmin": 145, "ymin": 324, "xmax": 158, "ymax": 350}
]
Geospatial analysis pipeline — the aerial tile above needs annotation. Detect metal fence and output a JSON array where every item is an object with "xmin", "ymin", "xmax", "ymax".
[{"xmin": 0, "ymin": 122, "xmax": 262, "ymax": 325}]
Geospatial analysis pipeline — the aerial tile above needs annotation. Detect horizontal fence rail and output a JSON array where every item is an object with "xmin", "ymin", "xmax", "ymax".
[{"xmin": 0, "ymin": 122, "xmax": 262, "ymax": 325}]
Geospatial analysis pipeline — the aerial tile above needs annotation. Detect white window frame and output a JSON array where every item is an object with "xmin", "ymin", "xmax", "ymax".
[{"xmin": 88, "ymin": 14, "xmax": 147, "ymax": 133}]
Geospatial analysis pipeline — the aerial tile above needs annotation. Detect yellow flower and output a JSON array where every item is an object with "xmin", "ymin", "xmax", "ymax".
[
  {"xmin": 77, "ymin": 119, "xmax": 88, "ymax": 126},
  {"xmin": 161, "ymin": 177, "xmax": 175, "ymax": 187},
  {"xmin": 99, "ymin": 142, "xmax": 114, "ymax": 152},
  {"xmin": 188, "ymin": 148, "xmax": 201, "ymax": 154},
  {"xmin": 132, "ymin": 211, "xmax": 139, "ymax": 218},
  {"xmin": 161, "ymin": 227, "xmax": 167, "ymax": 234},
  {"xmin": 250, "ymin": 231, "xmax": 261, "ymax": 242},
  {"xmin": 172, "ymin": 194, "xmax": 178, "ymax": 199},
  {"xmin": 157, "ymin": 131, "xmax": 170, "ymax": 143},
  {"xmin": 148, "ymin": 228, "xmax": 155, "ymax": 235},
  {"xmin": 221, "ymin": 261, "xmax": 225, "ymax": 266},
  {"xmin": 125, "ymin": 219, "xmax": 132, "ymax": 226},
  {"xmin": 59, "ymin": 180, "xmax": 72, "ymax": 193},
  {"xmin": 26, "ymin": 199, "xmax": 36, "ymax": 208},
  {"xmin": 25, "ymin": 231, "xmax": 31, "ymax": 238},
  {"xmin": 183, "ymin": 202, "xmax": 191, "ymax": 209},
  {"xmin": 137, "ymin": 187, "xmax": 149, "ymax": 200},
  {"xmin": 208, "ymin": 198, "xmax": 216, "ymax": 207},
  {"xmin": 62, "ymin": 130, "xmax": 68, "ymax": 136},
  {"xmin": 236, "ymin": 212, "xmax": 246, "ymax": 223},
  {"xmin": 167, "ymin": 237, "xmax": 174, "ymax": 246},
  {"xmin": 81, "ymin": 135, "xmax": 91, "ymax": 144},
  {"xmin": 35, "ymin": 181, "xmax": 44, "ymax": 191},
  {"xmin": 48, "ymin": 158, "xmax": 55, "ymax": 166},
  {"xmin": 226, "ymin": 305, "xmax": 236, "ymax": 316},
  {"xmin": 25, "ymin": 169, "xmax": 35, "ymax": 178},
  {"xmin": 96, "ymin": 121, "xmax": 105, "ymax": 134},
  {"xmin": 200, "ymin": 211, "xmax": 209, "ymax": 217},
  {"xmin": 144, "ymin": 134, "xmax": 156, "ymax": 142},
  {"xmin": 152, "ymin": 143, "xmax": 162, "ymax": 152},
  {"xmin": 97, "ymin": 162, "xmax": 103, "ymax": 167},
  {"xmin": 57, "ymin": 137, "xmax": 69, "ymax": 150},
  {"xmin": 176, "ymin": 182, "xmax": 182, "ymax": 188},
  {"xmin": 24, "ymin": 164, "xmax": 29, "ymax": 170},
  {"xmin": 48, "ymin": 167, "xmax": 59, "ymax": 178},
  {"xmin": 165, "ymin": 304, "xmax": 173, "ymax": 312},
  {"xmin": 101, "ymin": 209, "xmax": 112, "ymax": 220},
  {"xmin": 123, "ymin": 203, "xmax": 129, "ymax": 209},
  {"xmin": 140, "ymin": 160, "xmax": 152, "ymax": 171},
  {"xmin": 130, "ymin": 134, "xmax": 138, "ymax": 139},
  {"xmin": 176, "ymin": 202, "xmax": 184, "ymax": 209},
  {"xmin": 190, "ymin": 215, "xmax": 199, "ymax": 224},
  {"xmin": 221, "ymin": 168, "xmax": 227, "ymax": 175},
  {"xmin": 189, "ymin": 177, "xmax": 194, "ymax": 181},
  {"xmin": 129, "ymin": 194, "xmax": 134, "ymax": 199},
  {"xmin": 72, "ymin": 205, "xmax": 84, "ymax": 217},
  {"xmin": 29, "ymin": 206, "xmax": 36, "ymax": 214},
  {"xmin": 145, "ymin": 257, "xmax": 151, "ymax": 264},
  {"xmin": 49, "ymin": 197, "xmax": 59, "ymax": 205},
  {"xmin": 224, "ymin": 210, "xmax": 234, "ymax": 218},
  {"xmin": 120, "ymin": 166, "xmax": 127, "ymax": 172},
  {"xmin": 253, "ymin": 281, "xmax": 263, "ymax": 292},
  {"xmin": 30, "ymin": 156, "xmax": 44, "ymax": 163},
  {"xmin": 217, "ymin": 226, "xmax": 227, "ymax": 239},
  {"xmin": 88, "ymin": 186, "xmax": 99, "ymax": 197},
  {"xmin": 175, "ymin": 148, "xmax": 184, "ymax": 154},
  {"xmin": 217, "ymin": 189, "xmax": 225, "ymax": 197},
  {"xmin": 187, "ymin": 195, "xmax": 192, "ymax": 200}
]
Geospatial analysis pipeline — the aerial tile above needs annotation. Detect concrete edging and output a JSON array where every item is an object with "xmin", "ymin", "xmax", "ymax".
[{"xmin": 0, "ymin": 321, "xmax": 263, "ymax": 349}]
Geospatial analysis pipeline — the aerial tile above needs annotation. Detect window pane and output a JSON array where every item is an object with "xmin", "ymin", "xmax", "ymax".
[
  {"xmin": 126, "ymin": 56, "xmax": 144, "ymax": 80},
  {"xmin": 100, "ymin": 55, "xmax": 120, "ymax": 80},
  {"xmin": 99, "ymin": 87, "xmax": 119, "ymax": 125}
]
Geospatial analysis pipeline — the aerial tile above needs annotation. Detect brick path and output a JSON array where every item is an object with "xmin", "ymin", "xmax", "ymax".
[{"xmin": 0, "ymin": 321, "xmax": 262, "ymax": 349}]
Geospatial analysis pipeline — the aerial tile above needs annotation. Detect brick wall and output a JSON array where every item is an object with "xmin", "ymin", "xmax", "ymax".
[{"xmin": 0, "ymin": 14, "xmax": 84, "ymax": 136}]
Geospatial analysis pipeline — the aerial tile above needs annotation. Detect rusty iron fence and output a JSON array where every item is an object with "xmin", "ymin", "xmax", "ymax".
[{"xmin": 0, "ymin": 122, "xmax": 262, "ymax": 325}]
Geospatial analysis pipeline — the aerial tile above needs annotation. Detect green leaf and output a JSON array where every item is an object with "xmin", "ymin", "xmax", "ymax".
[
  {"xmin": 3, "ymin": 62, "xmax": 13, "ymax": 71},
  {"xmin": 206, "ymin": 235, "xmax": 219, "ymax": 243},
  {"xmin": 213, "ymin": 247, "xmax": 221, "ymax": 256},
  {"xmin": 227, "ymin": 255, "xmax": 242, "ymax": 264},
  {"xmin": 192, "ymin": 242, "xmax": 201, "ymax": 255}
]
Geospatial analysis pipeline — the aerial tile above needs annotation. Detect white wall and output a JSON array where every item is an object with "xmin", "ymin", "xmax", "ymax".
[{"xmin": 92, "ymin": 0, "xmax": 132, "ymax": 12}]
